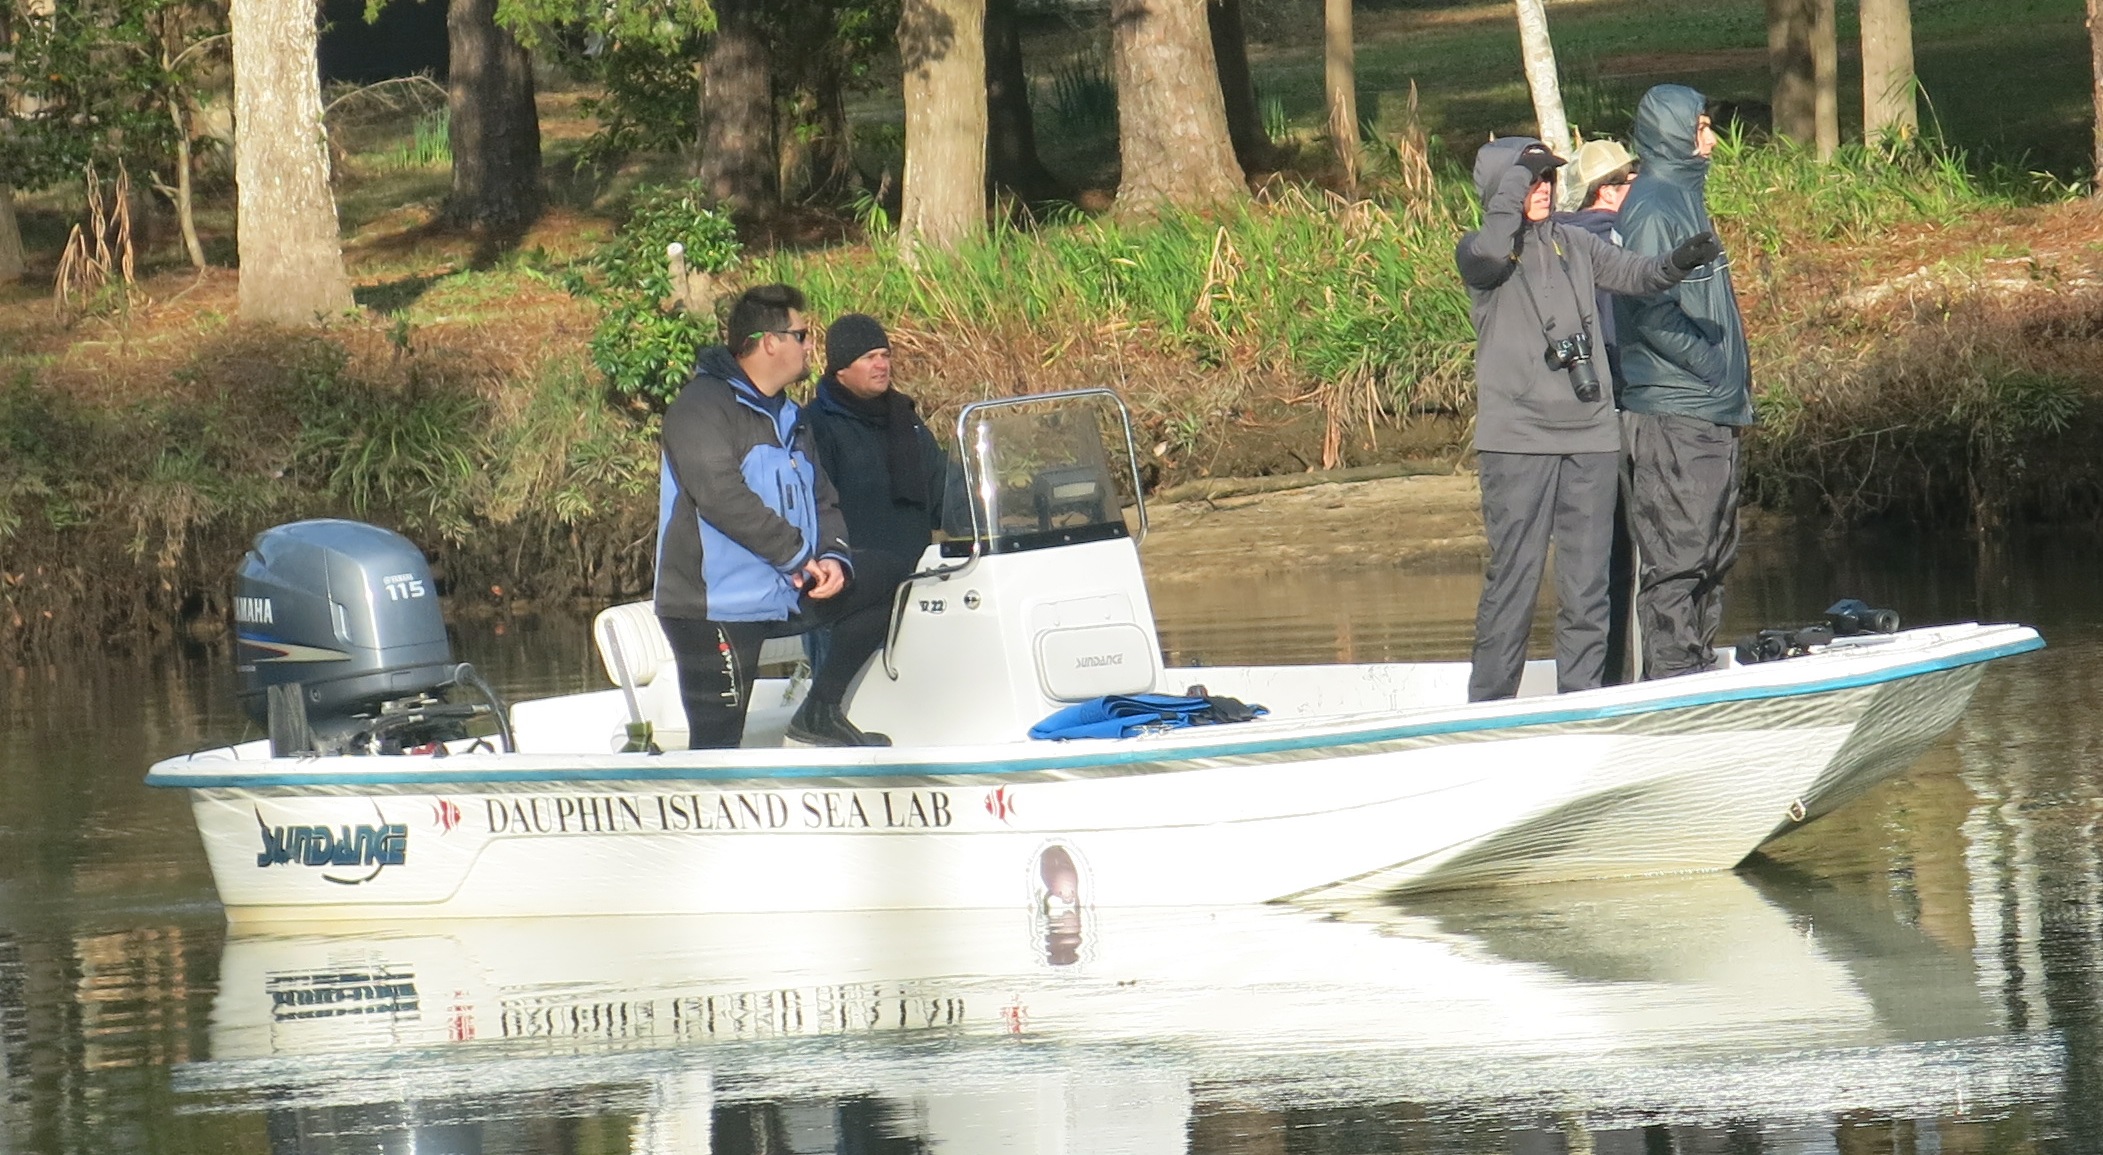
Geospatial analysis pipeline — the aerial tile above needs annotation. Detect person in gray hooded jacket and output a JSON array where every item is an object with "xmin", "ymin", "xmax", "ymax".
[
  {"xmin": 1612, "ymin": 85, "xmax": 1754, "ymax": 680},
  {"xmin": 1455, "ymin": 136, "xmax": 1718, "ymax": 702}
]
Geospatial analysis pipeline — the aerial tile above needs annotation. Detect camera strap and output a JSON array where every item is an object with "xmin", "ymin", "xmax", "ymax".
[{"xmin": 1512, "ymin": 228, "xmax": 1593, "ymax": 346}]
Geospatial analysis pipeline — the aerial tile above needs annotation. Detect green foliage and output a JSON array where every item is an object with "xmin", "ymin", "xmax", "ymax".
[
  {"xmin": 761, "ymin": 188, "xmax": 1475, "ymax": 420},
  {"xmin": 1, "ymin": 0, "xmax": 216, "ymax": 194},
  {"xmin": 1705, "ymin": 129, "xmax": 2033, "ymax": 253},
  {"xmin": 563, "ymin": 181, "xmax": 742, "ymax": 403},
  {"xmin": 379, "ymin": 109, "xmax": 453, "ymax": 171},
  {"xmin": 1044, "ymin": 52, "xmax": 1116, "ymax": 138},
  {"xmin": 494, "ymin": 0, "xmax": 714, "ymax": 55},
  {"xmin": 570, "ymin": 42, "xmax": 701, "ymax": 171}
]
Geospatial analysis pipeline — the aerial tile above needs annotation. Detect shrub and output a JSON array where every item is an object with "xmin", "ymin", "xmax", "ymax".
[{"xmin": 564, "ymin": 181, "xmax": 743, "ymax": 404}]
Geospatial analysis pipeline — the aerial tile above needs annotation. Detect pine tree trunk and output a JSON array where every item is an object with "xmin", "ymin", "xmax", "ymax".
[
  {"xmin": 986, "ymin": 0, "xmax": 1065, "ymax": 200},
  {"xmin": 899, "ymin": 0, "xmax": 987, "ymax": 254},
  {"xmin": 445, "ymin": 0, "xmax": 542, "ymax": 228},
  {"xmin": 697, "ymin": 0, "xmax": 777, "ymax": 212},
  {"xmin": 1209, "ymin": 0, "xmax": 1271, "ymax": 174},
  {"xmin": 1861, "ymin": 0, "xmax": 1917, "ymax": 142},
  {"xmin": 1511, "ymin": 0, "xmax": 1570, "ymax": 160},
  {"xmin": 2090, "ymin": 0, "xmax": 2103, "ymax": 195},
  {"xmin": 230, "ymin": 0, "xmax": 353, "ymax": 323},
  {"xmin": 0, "ymin": 184, "xmax": 24, "ymax": 283},
  {"xmin": 1811, "ymin": 0, "xmax": 1838, "ymax": 159},
  {"xmin": 1324, "ymin": 0, "xmax": 1358, "ymax": 190},
  {"xmin": 1768, "ymin": 0, "xmax": 1815, "ymax": 143},
  {"xmin": 1110, "ymin": 0, "xmax": 1244, "ymax": 217}
]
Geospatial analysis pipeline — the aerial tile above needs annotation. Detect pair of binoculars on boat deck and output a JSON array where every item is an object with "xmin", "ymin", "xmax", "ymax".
[
  {"xmin": 1825, "ymin": 598, "xmax": 1901, "ymax": 637},
  {"xmin": 1734, "ymin": 599, "xmax": 1901, "ymax": 666}
]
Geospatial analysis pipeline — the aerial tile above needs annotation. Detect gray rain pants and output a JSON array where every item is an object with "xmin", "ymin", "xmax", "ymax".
[
  {"xmin": 1468, "ymin": 451, "xmax": 1619, "ymax": 702},
  {"xmin": 1623, "ymin": 411, "xmax": 1741, "ymax": 680}
]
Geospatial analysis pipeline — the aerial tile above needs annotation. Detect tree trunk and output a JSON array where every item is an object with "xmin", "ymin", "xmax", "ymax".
[
  {"xmin": 1511, "ymin": 0, "xmax": 1571, "ymax": 160},
  {"xmin": 1861, "ymin": 0, "xmax": 1917, "ymax": 142},
  {"xmin": 1811, "ymin": 0, "xmax": 1838, "ymax": 158},
  {"xmin": 445, "ymin": 0, "xmax": 542, "ymax": 228},
  {"xmin": 2090, "ymin": 0, "xmax": 2103, "ymax": 195},
  {"xmin": 1110, "ymin": 0, "xmax": 1244, "ymax": 217},
  {"xmin": 1209, "ymin": 0, "xmax": 1271, "ymax": 175},
  {"xmin": 230, "ymin": 0, "xmax": 353, "ymax": 323},
  {"xmin": 697, "ymin": 0, "xmax": 777, "ymax": 212},
  {"xmin": 1769, "ymin": 0, "xmax": 1835, "ymax": 157},
  {"xmin": 1324, "ymin": 0, "xmax": 1358, "ymax": 191},
  {"xmin": 0, "ymin": 184, "xmax": 24, "ymax": 283},
  {"xmin": 899, "ymin": 0, "xmax": 987, "ymax": 254},
  {"xmin": 1768, "ymin": 0, "xmax": 1812, "ymax": 141},
  {"xmin": 986, "ymin": 0, "xmax": 1065, "ymax": 200}
]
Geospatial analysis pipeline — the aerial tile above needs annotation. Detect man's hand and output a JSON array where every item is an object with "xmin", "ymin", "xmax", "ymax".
[
  {"xmin": 1670, "ymin": 231, "xmax": 1723, "ymax": 270},
  {"xmin": 1516, "ymin": 142, "xmax": 1564, "ymax": 182},
  {"xmin": 797, "ymin": 557, "xmax": 847, "ymax": 600}
]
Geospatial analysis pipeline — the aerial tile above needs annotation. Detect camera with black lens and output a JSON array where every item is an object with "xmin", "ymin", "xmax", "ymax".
[{"xmin": 1545, "ymin": 331, "xmax": 1603, "ymax": 403}]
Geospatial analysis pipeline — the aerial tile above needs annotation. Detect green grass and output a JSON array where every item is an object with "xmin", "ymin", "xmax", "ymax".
[{"xmin": 1200, "ymin": 0, "xmax": 2092, "ymax": 182}]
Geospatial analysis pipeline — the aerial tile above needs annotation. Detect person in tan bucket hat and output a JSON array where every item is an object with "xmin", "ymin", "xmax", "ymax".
[{"xmin": 1565, "ymin": 138, "xmax": 1639, "ymax": 212}]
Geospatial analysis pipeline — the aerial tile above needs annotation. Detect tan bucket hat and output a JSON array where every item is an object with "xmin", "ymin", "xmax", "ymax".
[{"xmin": 1569, "ymin": 138, "xmax": 1638, "ymax": 197}]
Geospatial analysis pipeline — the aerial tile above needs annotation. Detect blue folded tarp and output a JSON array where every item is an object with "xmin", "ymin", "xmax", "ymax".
[{"xmin": 1028, "ymin": 693, "xmax": 1266, "ymax": 741}]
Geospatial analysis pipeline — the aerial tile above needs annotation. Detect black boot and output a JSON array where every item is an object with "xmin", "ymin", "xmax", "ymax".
[{"xmin": 787, "ymin": 699, "xmax": 892, "ymax": 747}]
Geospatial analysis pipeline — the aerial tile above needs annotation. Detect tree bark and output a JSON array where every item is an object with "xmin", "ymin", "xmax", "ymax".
[
  {"xmin": 697, "ymin": 0, "xmax": 777, "ymax": 212},
  {"xmin": 1209, "ymin": 0, "xmax": 1271, "ymax": 175},
  {"xmin": 1511, "ymin": 0, "xmax": 1570, "ymax": 160},
  {"xmin": 985, "ymin": 0, "xmax": 1064, "ymax": 200},
  {"xmin": 1811, "ymin": 0, "xmax": 1838, "ymax": 158},
  {"xmin": 1769, "ymin": 0, "xmax": 1835, "ymax": 157},
  {"xmin": 1324, "ymin": 0, "xmax": 1358, "ymax": 191},
  {"xmin": 2090, "ymin": 0, "xmax": 2103, "ymax": 195},
  {"xmin": 1110, "ymin": 0, "xmax": 1244, "ymax": 217},
  {"xmin": 445, "ymin": 0, "xmax": 542, "ymax": 228},
  {"xmin": 899, "ymin": 0, "xmax": 987, "ymax": 254},
  {"xmin": 1861, "ymin": 0, "xmax": 1917, "ymax": 142},
  {"xmin": 231, "ymin": 0, "xmax": 353, "ymax": 323},
  {"xmin": 0, "ymin": 184, "xmax": 24, "ymax": 283}
]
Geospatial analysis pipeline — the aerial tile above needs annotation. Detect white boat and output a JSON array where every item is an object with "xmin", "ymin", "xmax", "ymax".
[
  {"xmin": 173, "ymin": 871, "xmax": 2057, "ymax": 1145},
  {"xmin": 146, "ymin": 390, "xmax": 2043, "ymax": 922}
]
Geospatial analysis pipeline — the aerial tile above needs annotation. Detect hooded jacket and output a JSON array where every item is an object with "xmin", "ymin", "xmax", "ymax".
[
  {"xmin": 1456, "ymin": 137, "xmax": 1686, "ymax": 454},
  {"xmin": 807, "ymin": 376, "xmax": 950, "ymax": 563},
  {"xmin": 655, "ymin": 345, "xmax": 853, "ymax": 623},
  {"xmin": 1612, "ymin": 85, "xmax": 1755, "ymax": 426}
]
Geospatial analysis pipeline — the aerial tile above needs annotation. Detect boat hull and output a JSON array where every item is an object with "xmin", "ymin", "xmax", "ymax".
[{"xmin": 150, "ymin": 624, "xmax": 2039, "ymax": 921}]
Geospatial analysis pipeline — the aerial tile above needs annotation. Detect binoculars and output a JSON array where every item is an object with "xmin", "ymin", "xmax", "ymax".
[{"xmin": 1734, "ymin": 599, "xmax": 1900, "ymax": 666}]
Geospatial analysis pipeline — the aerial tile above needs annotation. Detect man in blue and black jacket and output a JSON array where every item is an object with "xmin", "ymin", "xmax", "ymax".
[
  {"xmin": 655, "ymin": 283, "xmax": 901, "ymax": 748},
  {"xmin": 1613, "ymin": 85, "xmax": 1754, "ymax": 680}
]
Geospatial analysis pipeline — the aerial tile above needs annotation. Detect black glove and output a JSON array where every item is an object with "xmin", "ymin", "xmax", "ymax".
[
  {"xmin": 1670, "ymin": 231, "xmax": 1722, "ymax": 270},
  {"xmin": 1516, "ymin": 142, "xmax": 1564, "ymax": 182}
]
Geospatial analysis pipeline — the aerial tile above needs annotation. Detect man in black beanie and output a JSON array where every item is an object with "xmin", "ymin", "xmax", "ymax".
[{"xmin": 808, "ymin": 314, "xmax": 950, "ymax": 574}]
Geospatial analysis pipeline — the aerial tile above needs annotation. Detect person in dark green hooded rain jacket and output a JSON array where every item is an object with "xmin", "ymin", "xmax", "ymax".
[{"xmin": 1612, "ymin": 84, "xmax": 1754, "ymax": 681}]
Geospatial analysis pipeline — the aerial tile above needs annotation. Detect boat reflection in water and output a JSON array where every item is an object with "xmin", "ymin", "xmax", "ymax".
[{"xmin": 176, "ymin": 864, "xmax": 2061, "ymax": 1153}]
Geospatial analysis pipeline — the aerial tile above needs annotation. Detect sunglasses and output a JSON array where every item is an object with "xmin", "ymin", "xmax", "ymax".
[{"xmin": 752, "ymin": 328, "xmax": 811, "ymax": 344}]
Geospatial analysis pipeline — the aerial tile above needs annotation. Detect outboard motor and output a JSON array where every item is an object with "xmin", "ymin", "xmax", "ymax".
[{"xmin": 234, "ymin": 519, "xmax": 509, "ymax": 756}]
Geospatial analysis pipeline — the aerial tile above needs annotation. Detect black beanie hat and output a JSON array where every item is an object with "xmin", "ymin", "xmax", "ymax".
[{"xmin": 825, "ymin": 314, "xmax": 890, "ymax": 376}]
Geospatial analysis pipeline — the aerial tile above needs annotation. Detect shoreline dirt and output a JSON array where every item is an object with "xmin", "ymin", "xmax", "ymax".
[{"xmin": 1141, "ymin": 472, "xmax": 1489, "ymax": 579}]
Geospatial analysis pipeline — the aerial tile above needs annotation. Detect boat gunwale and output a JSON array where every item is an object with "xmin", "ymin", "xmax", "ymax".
[{"xmin": 144, "ymin": 629, "xmax": 2044, "ymax": 791}]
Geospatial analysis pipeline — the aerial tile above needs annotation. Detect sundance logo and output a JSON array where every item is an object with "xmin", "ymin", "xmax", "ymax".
[{"xmin": 1074, "ymin": 653, "xmax": 1125, "ymax": 669}]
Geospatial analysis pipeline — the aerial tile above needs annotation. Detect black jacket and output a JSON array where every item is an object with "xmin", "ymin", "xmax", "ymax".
[
  {"xmin": 1456, "ymin": 137, "xmax": 1685, "ymax": 454},
  {"xmin": 654, "ymin": 346, "xmax": 852, "ymax": 623},
  {"xmin": 806, "ymin": 377, "xmax": 950, "ymax": 564},
  {"xmin": 1612, "ymin": 84, "xmax": 1755, "ymax": 426}
]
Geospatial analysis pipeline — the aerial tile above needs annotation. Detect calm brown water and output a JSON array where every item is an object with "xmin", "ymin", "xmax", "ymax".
[{"xmin": 3, "ymin": 525, "xmax": 2100, "ymax": 1154}]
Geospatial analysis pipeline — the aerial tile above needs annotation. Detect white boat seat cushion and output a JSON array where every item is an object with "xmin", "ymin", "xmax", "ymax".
[{"xmin": 593, "ymin": 601, "xmax": 807, "ymax": 688}]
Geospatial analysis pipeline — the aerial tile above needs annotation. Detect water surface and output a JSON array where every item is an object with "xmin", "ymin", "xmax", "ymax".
[{"xmin": 4, "ymin": 526, "xmax": 2101, "ymax": 1153}]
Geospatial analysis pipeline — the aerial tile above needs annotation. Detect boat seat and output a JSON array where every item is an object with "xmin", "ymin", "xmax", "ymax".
[{"xmin": 592, "ymin": 601, "xmax": 807, "ymax": 689}]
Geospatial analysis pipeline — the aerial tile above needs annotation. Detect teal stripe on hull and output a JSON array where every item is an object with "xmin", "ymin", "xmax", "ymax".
[{"xmin": 146, "ymin": 636, "xmax": 2044, "ymax": 791}]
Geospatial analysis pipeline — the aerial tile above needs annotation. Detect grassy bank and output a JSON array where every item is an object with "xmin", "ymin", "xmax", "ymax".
[{"xmin": 6, "ymin": 132, "xmax": 2100, "ymax": 661}]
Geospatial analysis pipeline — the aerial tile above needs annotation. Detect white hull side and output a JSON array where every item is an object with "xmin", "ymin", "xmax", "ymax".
[{"xmin": 155, "ymin": 624, "xmax": 2038, "ymax": 921}]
